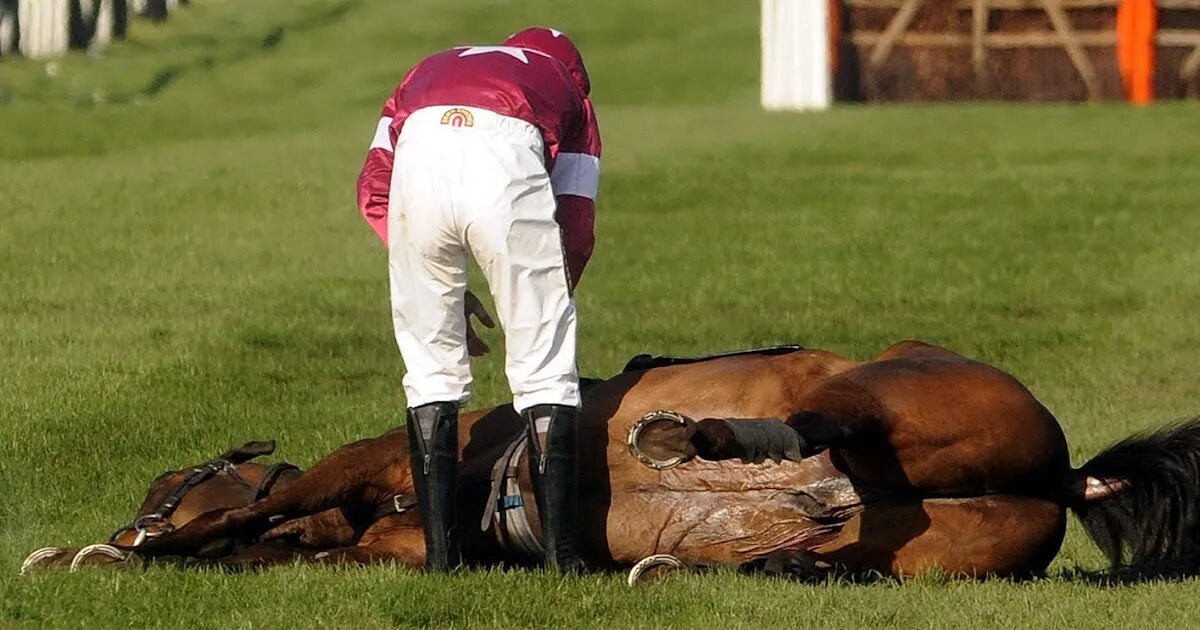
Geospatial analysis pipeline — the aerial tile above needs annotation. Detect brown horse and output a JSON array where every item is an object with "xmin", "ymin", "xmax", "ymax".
[{"xmin": 24, "ymin": 340, "xmax": 1200, "ymax": 580}]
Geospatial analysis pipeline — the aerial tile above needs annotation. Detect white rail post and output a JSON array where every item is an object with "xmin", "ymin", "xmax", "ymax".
[
  {"xmin": 761, "ymin": 0, "xmax": 832, "ymax": 111},
  {"xmin": 18, "ymin": 0, "xmax": 70, "ymax": 58},
  {"xmin": 90, "ymin": 0, "xmax": 115, "ymax": 51},
  {"xmin": 1, "ymin": 1, "xmax": 18, "ymax": 56}
]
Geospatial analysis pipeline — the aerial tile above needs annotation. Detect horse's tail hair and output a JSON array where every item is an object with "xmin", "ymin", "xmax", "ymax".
[{"xmin": 1068, "ymin": 415, "xmax": 1200, "ymax": 575}]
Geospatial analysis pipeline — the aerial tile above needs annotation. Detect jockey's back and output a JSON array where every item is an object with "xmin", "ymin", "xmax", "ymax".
[{"xmin": 386, "ymin": 46, "xmax": 586, "ymax": 168}]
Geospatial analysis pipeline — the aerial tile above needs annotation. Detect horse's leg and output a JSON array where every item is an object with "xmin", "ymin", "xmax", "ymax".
[
  {"xmin": 130, "ymin": 431, "xmax": 409, "ymax": 558},
  {"xmin": 134, "ymin": 514, "xmax": 427, "ymax": 571},
  {"xmin": 689, "ymin": 411, "xmax": 874, "ymax": 464},
  {"xmin": 156, "ymin": 540, "xmax": 325, "ymax": 571},
  {"xmin": 250, "ymin": 514, "xmax": 426, "ymax": 568},
  {"xmin": 318, "ymin": 512, "xmax": 426, "ymax": 567},
  {"xmin": 753, "ymin": 496, "xmax": 1066, "ymax": 580}
]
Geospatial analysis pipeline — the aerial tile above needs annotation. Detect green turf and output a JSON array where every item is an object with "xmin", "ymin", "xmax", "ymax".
[{"xmin": 3, "ymin": 0, "xmax": 1200, "ymax": 627}]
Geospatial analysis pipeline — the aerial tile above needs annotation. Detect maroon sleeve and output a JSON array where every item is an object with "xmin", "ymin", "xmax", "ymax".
[
  {"xmin": 553, "ymin": 98, "xmax": 601, "ymax": 288},
  {"xmin": 557, "ymin": 196, "xmax": 595, "ymax": 289},
  {"xmin": 355, "ymin": 90, "xmax": 404, "ymax": 245}
]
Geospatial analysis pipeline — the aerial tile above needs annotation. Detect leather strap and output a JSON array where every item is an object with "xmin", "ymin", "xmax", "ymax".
[
  {"xmin": 482, "ymin": 433, "xmax": 528, "ymax": 531},
  {"xmin": 373, "ymin": 494, "xmax": 419, "ymax": 521},
  {"xmin": 622, "ymin": 344, "xmax": 804, "ymax": 373},
  {"xmin": 254, "ymin": 462, "xmax": 301, "ymax": 500}
]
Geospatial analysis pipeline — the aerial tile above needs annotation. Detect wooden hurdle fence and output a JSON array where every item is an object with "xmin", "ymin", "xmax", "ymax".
[{"xmin": 838, "ymin": 0, "xmax": 1200, "ymax": 102}]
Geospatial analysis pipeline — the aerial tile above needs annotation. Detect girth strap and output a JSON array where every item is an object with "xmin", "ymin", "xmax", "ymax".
[
  {"xmin": 482, "ymin": 434, "xmax": 527, "ymax": 531},
  {"xmin": 480, "ymin": 433, "xmax": 543, "ymax": 559}
]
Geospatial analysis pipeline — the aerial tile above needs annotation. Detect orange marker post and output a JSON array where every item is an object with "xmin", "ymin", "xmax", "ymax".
[{"xmin": 1117, "ymin": 0, "xmax": 1157, "ymax": 106}]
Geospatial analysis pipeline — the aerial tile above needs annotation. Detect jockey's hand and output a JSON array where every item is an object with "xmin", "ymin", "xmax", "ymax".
[{"xmin": 464, "ymin": 290, "xmax": 496, "ymax": 357}]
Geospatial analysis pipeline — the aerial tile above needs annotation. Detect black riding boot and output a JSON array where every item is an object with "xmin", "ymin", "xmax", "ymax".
[
  {"xmin": 406, "ymin": 401, "xmax": 461, "ymax": 571},
  {"xmin": 524, "ymin": 404, "xmax": 583, "ymax": 572}
]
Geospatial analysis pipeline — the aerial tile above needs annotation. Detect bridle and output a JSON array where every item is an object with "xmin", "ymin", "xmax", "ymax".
[{"xmin": 108, "ymin": 456, "xmax": 298, "ymax": 547}]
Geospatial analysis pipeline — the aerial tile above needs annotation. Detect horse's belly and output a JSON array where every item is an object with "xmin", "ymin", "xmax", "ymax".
[{"xmin": 597, "ymin": 453, "xmax": 861, "ymax": 567}]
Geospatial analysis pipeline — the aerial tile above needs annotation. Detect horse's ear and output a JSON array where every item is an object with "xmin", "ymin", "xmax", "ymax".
[{"xmin": 219, "ymin": 440, "xmax": 276, "ymax": 464}]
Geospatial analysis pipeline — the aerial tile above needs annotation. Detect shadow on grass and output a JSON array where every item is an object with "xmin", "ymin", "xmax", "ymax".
[
  {"xmin": 1056, "ymin": 563, "xmax": 1200, "ymax": 587},
  {"xmin": 104, "ymin": 0, "xmax": 363, "ymax": 104}
]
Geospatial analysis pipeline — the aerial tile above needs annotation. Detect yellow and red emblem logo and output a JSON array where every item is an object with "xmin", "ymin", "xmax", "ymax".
[{"xmin": 440, "ymin": 108, "xmax": 475, "ymax": 128}]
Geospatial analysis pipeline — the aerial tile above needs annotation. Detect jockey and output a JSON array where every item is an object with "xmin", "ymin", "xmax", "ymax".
[{"xmin": 355, "ymin": 27, "xmax": 600, "ymax": 572}]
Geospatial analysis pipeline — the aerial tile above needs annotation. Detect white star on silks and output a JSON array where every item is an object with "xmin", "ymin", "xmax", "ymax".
[{"xmin": 458, "ymin": 46, "xmax": 530, "ymax": 63}]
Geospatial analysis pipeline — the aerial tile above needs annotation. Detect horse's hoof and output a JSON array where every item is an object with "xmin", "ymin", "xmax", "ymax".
[
  {"xmin": 69, "ymin": 544, "xmax": 130, "ymax": 572},
  {"xmin": 20, "ymin": 547, "xmax": 69, "ymax": 575},
  {"xmin": 628, "ymin": 410, "xmax": 696, "ymax": 470},
  {"xmin": 627, "ymin": 554, "xmax": 684, "ymax": 586}
]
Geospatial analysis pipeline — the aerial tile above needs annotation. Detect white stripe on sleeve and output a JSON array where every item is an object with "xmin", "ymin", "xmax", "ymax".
[
  {"xmin": 369, "ymin": 117, "xmax": 394, "ymax": 152},
  {"xmin": 550, "ymin": 153, "xmax": 601, "ymax": 200}
]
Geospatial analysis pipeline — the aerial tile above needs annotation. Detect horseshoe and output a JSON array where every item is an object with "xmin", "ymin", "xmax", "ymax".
[
  {"xmin": 627, "ymin": 410, "xmax": 694, "ymax": 470},
  {"xmin": 19, "ymin": 547, "xmax": 68, "ymax": 575},
  {"xmin": 627, "ymin": 553, "xmax": 685, "ymax": 586},
  {"xmin": 70, "ymin": 544, "xmax": 130, "ymax": 572}
]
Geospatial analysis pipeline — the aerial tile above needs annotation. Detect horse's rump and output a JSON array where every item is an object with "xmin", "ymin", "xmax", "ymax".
[{"xmin": 803, "ymin": 353, "xmax": 1072, "ymax": 496}]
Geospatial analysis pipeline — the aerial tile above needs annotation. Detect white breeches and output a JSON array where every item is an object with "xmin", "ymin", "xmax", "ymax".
[{"xmin": 387, "ymin": 106, "xmax": 580, "ymax": 414}]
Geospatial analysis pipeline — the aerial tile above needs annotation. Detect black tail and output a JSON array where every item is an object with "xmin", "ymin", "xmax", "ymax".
[{"xmin": 1072, "ymin": 416, "xmax": 1200, "ymax": 574}]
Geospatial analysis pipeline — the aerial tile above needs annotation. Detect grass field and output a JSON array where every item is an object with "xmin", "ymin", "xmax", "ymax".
[{"xmin": 3, "ymin": 0, "xmax": 1200, "ymax": 627}]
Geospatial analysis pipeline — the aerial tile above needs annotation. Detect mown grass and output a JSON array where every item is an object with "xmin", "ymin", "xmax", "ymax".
[{"xmin": 2, "ymin": 0, "xmax": 1200, "ymax": 627}]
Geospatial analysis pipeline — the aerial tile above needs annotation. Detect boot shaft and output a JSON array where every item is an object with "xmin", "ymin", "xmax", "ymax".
[
  {"xmin": 408, "ymin": 401, "xmax": 459, "ymax": 471},
  {"xmin": 407, "ymin": 402, "xmax": 461, "ymax": 571},
  {"xmin": 523, "ymin": 404, "xmax": 582, "ymax": 572},
  {"xmin": 525, "ymin": 404, "xmax": 578, "ymax": 472}
]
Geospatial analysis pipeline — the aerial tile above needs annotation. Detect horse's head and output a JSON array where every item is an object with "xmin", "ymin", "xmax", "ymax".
[
  {"xmin": 22, "ymin": 440, "xmax": 302, "ymax": 574},
  {"xmin": 108, "ymin": 440, "xmax": 300, "ymax": 547}
]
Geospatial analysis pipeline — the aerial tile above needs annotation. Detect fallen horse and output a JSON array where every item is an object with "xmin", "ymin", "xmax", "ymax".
[{"xmin": 23, "ymin": 340, "xmax": 1200, "ymax": 581}]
